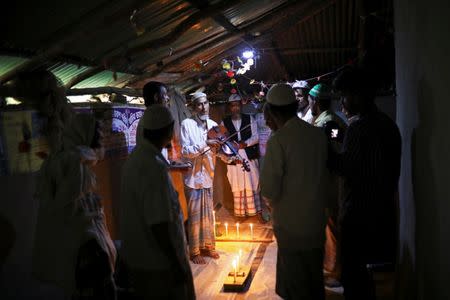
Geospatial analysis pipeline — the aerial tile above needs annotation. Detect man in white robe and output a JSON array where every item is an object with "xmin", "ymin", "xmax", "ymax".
[
  {"xmin": 180, "ymin": 92, "xmax": 221, "ymax": 264},
  {"xmin": 221, "ymin": 94, "xmax": 261, "ymax": 218},
  {"xmin": 261, "ymin": 84, "xmax": 329, "ymax": 300},
  {"xmin": 120, "ymin": 105, "xmax": 194, "ymax": 299}
]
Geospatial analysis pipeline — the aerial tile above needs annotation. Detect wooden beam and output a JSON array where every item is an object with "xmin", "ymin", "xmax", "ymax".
[
  {"xmin": 187, "ymin": 0, "xmax": 240, "ymax": 33},
  {"xmin": 122, "ymin": 0, "xmax": 242, "ymax": 57}
]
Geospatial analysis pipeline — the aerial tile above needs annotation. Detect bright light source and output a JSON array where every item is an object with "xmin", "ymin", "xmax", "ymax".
[
  {"xmin": 247, "ymin": 58, "xmax": 254, "ymax": 66},
  {"xmin": 242, "ymin": 50, "xmax": 254, "ymax": 59}
]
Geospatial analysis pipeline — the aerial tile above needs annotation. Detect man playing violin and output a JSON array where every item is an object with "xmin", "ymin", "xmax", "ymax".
[
  {"xmin": 180, "ymin": 92, "xmax": 222, "ymax": 264},
  {"xmin": 221, "ymin": 94, "xmax": 262, "ymax": 219}
]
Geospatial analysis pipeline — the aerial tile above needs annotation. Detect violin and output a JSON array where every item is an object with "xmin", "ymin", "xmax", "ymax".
[{"xmin": 207, "ymin": 125, "xmax": 251, "ymax": 172}]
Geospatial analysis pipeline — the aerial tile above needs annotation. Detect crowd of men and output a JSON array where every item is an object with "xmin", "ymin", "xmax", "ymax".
[{"xmin": 31, "ymin": 65, "xmax": 401, "ymax": 300}]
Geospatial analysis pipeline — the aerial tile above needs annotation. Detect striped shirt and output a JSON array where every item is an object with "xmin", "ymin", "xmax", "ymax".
[{"xmin": 328, "ymin": 107, "xmax": 401, "ymax": 218}]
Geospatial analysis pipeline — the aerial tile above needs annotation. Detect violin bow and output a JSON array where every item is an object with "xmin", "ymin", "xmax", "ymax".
[{"xmin": 199, "ymin": 122, "xmax": 252, "ymax": 156}]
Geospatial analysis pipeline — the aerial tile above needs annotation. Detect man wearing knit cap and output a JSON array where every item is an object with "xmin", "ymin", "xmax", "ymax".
[
  {"xmin": 180, "ymin": 92, "xmax": 221, "ymax": 264},
  {"xmin": 221, "ymin": 94, "xmax": 262, "ymax": 219},
  {"xmin": 292, "ymin": 80, "xmax": 313, "ymax": 123},
  {"xmin": 309, "ymin": 83, "xmax": 347, "ymax": 290},
  {"xmin": 120, "ymin": 105, "xmax": 195, "ymax": 299},
  {"xmin": 309, "ymin": 83, "xmax": 347, "ymax": 132},
  {"xmin": 260, "ymin": 83, "xmax": 329, "ymax": 299}
]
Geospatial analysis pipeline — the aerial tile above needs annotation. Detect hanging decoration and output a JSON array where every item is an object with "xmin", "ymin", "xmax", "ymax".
[
  {"xmin": 226, "ymin": 70, "xmax": 235, "ymax": 78},
  {"xmin": 193, "ymin": 60, "xmax": 206, "ymax": 72},
  {"xmin": 241, "ymin": 55, "xmax": 360, "ymax": 96},
  {"xmin": 220, "ymin": 50, "xmax": 258, "ymax": 94}
]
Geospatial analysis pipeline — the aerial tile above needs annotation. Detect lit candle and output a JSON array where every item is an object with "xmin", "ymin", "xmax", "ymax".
[
  {"xmin": 236, "ymin": 222, "xmax": 240, "ymax": 239},
  {"xmin": 224, "ymin": 222, "xmax": 228, "ymax": 237},
  {"xmin": 250, "ymin": 223, "xmax": 254, "ymax": 240},
  {"xmin": 232, "ymin": 259, "xmax": 237, "ymax": 282},
  {"xmin": 236, "ymin": 255, "xmax": 240, "ymax": 273},
  {"xmin": 238, "ymin": 249, "xmax": 242, "ymax": 271},
  {"xmin": 212, "ymin": 210, "xmax": 216, "ymax": 237}
]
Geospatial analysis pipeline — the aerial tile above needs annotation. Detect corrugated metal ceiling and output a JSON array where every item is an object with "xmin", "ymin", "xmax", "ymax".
[{"xmin": 1, "ymin": 0, "xmax": 394, "ymax": 93}]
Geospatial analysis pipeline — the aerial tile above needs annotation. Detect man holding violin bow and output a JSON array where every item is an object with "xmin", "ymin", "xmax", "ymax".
[
  {"xmin": 180, "ymin": 92, "xmax": 224, "ymax": 264},
  {"xmin": 220, "ymin": 94, "xmax": 262, "ymax": 220}
]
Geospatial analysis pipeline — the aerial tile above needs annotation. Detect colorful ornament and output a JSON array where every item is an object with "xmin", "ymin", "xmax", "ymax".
[
  {"xmin": 230, "ymin": 78, "xmax": 237, "ymax": 85},
  {"xmin": 226, "ymin": 70, "xmax": 235, "ymax": 78},
  {"xmin": 231, "ymin": 88, "xmax": 237, "ymax": 94},
  {"xmin": 222, "ymin": 61, "xmax": 231, "ymax": 70}
]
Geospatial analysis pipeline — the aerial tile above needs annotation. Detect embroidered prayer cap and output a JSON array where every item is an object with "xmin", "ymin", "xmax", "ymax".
[
  {"xmin": 266, "ymin": 83, "xmax": 296, "ymax": 106},
  {"xmin": 292, "ymin": 80, "xmax": 310, "ymax": 90},
  {"xmin": 142, "ymin": 104, "xmax": 174, "ymax": 130},
  {"xmin": 228, "ymin": 94, "xmax": 242, "ymax": 102},
  {"xmin": 309, "ymin": 83, "xmax": 332, "ymax": 99}
]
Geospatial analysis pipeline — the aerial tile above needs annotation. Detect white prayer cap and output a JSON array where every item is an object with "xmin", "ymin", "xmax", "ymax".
[
  {"xmin": 190, "ymin": 92, "xmax": 207, "ymax": 103},
  {"xmin": 266, "ymin": 83, "xmax": 296, "ymax": 106},
  {"xmin": 228, "ymin": 94, "xmax": 241, "ymax": 102},
  {"xmin": 292, "ymin": 80, "xmax": 310, "ymax": 89},
  {"xmin": 142, "ymin": 104, "xmax": 174, "ymax": 130}
]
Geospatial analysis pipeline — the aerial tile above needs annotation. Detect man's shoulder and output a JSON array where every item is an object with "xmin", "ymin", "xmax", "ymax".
[
  {"xmin": 181, "ymin": 117, "xmax": 196, "ymax": 126},
  {"xmin": 207, "ymin": 118, "xmax": 218, "ymax": 127}
]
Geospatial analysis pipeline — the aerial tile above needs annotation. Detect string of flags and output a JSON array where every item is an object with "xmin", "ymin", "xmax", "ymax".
[{"xmin": 218, "ymin": 53, "xmax": 359, "ymax": 99}]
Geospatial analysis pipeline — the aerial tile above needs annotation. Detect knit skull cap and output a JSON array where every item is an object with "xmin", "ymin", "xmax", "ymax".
[
  {"xmin": 266, "ymin": 83, "xmax": 296, "ymax": 106},
  {"xmin": 142, "ymin": 104, "xmax": 174, "ymax": 130},
  {"xmin": 292, "ymin": 80, "xmax": 310, "ymax": 89},
  {"xmin": 309, "ymin": 83, "xmax": 331, "ymax": 99},
  {"xmin": 228, "ymin": 94, "xmax": 241, "ymax": 102}
]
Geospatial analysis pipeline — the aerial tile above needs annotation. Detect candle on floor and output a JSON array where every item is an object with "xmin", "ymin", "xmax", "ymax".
[
  {"xmin": 232, "ymin": 259, "xmax": 237, "ymax": 282},
  {"xmin": 238, "ymin": 249, "xmax": 242, "ymax": 271},
  {"xmin": 236, "ymin": 222, "xmax": 240, "ymax": 239},
  {"xmin": 250, "ymin": 223, "xmax": 254, "ymax": 240},
  {"xmin": 224, "ymin": 222, "xmax": 228, "ymax": 237},
  {"xmin": 213, "ymin": 210, "xmax": 216, "ymax": 237}
]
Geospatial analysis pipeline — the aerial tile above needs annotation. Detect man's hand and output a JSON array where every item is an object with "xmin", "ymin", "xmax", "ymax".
[{"xmin": 206, "ymin": 139, "xmax": 221, "ymax": 152}]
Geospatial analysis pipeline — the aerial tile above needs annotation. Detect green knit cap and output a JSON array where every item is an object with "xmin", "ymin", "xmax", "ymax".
[{"xmin": 309, "ymin": 83, "xmax": 331, "ymax": 99}]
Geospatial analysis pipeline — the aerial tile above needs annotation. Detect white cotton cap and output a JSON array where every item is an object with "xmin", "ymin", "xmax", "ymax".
[
  {"xmin": 190, "ymin": 92, "xmax": 207, "ymax": 103},
  {"xmin": 292, "ymin": 80, "xmax": 310, "ymax": 89},
  {"xmin": 228, "ymin": 94, "xmax": 241, "ymax": 102},
  {"xmin": 142, "ymin": 104, "xmax": 174, "ymax": 130},
  {"xmin": 266, "ymin": 83, "xmax": 296, "ymax": 106}
]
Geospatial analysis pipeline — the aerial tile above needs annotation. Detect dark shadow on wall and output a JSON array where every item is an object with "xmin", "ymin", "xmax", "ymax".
[
  {"xmin": 412, "ymin": 78, "xmax": 439, "ymax": 299},
  {"xmin": 0, "ymin": 213, "xmax": 16, "ymax": 273}
]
